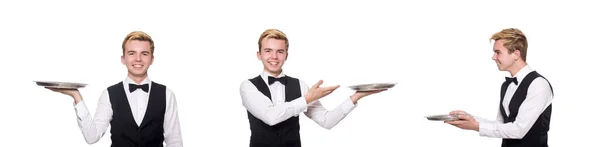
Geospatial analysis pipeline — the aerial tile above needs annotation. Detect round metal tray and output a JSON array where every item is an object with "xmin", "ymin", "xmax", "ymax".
[
  {"xmin": 425, "ymin": 114, "xmax": 460, "ymax": 121},
  {"xmin": 35, "ymin": 81, "xmax": 87, "ymax": 89},
  {"xmin": 349, "ymin": 83, "xmax": 396, "ymax": 91}
]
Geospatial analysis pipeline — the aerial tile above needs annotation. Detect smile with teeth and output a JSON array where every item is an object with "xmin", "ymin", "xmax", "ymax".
[
  {"xmin": 133, "ymin": 64, "xmax": 144, "ymax": 68},
  {"xmin": 268, "ymin": 61, "xmax": 278, "ymax": 65}
]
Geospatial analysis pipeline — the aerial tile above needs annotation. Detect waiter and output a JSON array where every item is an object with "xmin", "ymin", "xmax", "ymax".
[
  {"xmin": 445, "ymin": 28, "xmax": 554, "ymax": 147},
  {"xmin": 47, "ymin": 31, "xmax": 183, "ymax": 147},
  {"xmin": 239, "ymin": 29, "xmax": 387, "ymax": 147}
]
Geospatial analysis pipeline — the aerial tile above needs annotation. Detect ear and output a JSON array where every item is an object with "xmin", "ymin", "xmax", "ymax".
[
  {"xmin": 284, "ymin": 52, "xmax": 288, "ymax": 61},
  {"xmin": 121, "ymin": 55, "xmax": 126, "ymax": 65},
  {"xmin": 256, "ymin": 51, "xmax": 261, "ymax": 60},
  {"xmin": 512, "ymin": 50, "xmax": 521, "ymax": 61},
  {"xmin": 149, "ymin": 55, "xmax": 154, "ymax": 65}
]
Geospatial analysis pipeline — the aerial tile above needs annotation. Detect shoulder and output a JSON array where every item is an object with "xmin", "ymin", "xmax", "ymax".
[
  {"xmin": 530, "ymin": 77, "xmax": 552, "ymax": 90},
  {"xmin": 154, "ymin": 83, "xmax": 178, "ymax": 102},
  {"xmin": 240, "ymin": 76, "xmax": 262, "ymax": 91},
  {"xmin": 527, "ymin": 72, "xmax": 553, "ymax": 95},
  {"xmin": 107, "ymin": 81, "xmax": 124, "ymax": 90},
  {"xmin": 241, "ymin": 76, "xmax": 258, "ymax": 86},
  {"xmin": 529, "ymin": 71, "xmax": 552, "ymax": 87},
  {"xmin": 150, "ymin": 81, "xmax": 172, "ymax": 95}
]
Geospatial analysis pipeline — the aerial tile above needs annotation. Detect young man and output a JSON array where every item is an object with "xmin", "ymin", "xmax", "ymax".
[
  {"xmin": 444, "ymin": 28, "xmax": 554, "ymax": 147},
  {"xmin": 239, "ymin": 29, "xmax": 386, "ymax": 147},
  {"xmin": 47, "ymin": 31, "xmax": 183, "ymax": 147}
]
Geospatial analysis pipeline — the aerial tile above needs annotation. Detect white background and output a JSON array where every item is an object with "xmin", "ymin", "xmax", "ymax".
[{"xmin": 1, "ymin": 0, "xmax": 598, "ymax": 146}]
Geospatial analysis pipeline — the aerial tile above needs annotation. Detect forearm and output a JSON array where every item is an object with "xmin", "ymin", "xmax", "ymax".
[
  {"xmin": 164, "ymin": 91, "xmax": 183, "ymax": 147},
  {"xmin": 164, "ymin": 119, "xmax": 183, "ymax": 147},
  {"xmin": 306, "ymin": 98, "xmax": 356, "ymax": 129},
  {"xmin": 74, "ymin": 101, "xmax": 109, "ymax": 144},
  {"xmin": 245, "ymin": 97, "xmax": 307, "ymax": 126}
]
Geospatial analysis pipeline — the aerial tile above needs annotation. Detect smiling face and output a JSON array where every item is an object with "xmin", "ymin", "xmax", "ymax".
[
  {"xmin": 256, "ymin": 29, "xmax": 290, "ymax": 77},
  {"xmin": 489, "ymin": 28, "xmax": 528, "ymax": 75},
  {"xmin": 121, "ymin": 40, "xmax": 154, "ymax": 78},
  {"xmin": 491, "ymin": 40, "xmax": 519, "ymax": 71},
  {"xmin": 257, "ymin": 38, "xmax": 288, "ymax": 76}
]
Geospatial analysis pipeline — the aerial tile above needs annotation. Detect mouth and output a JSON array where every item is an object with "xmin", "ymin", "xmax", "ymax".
[
  {"xmin": 268, "ymin": 61, "xmax": 279, "ymax": 66},
  {"xmin": 132, "ymin": 64, "xmax": 144, "ymax": 68}
]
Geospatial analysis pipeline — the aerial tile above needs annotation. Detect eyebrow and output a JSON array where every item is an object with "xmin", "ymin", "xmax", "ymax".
[
  {"xmin": 262, "ymin": 48, "xmax": 285, "ymax": 52},
  {"xmin": 126, "ymin": 50, "xmax": 151, "ymax": 53}
]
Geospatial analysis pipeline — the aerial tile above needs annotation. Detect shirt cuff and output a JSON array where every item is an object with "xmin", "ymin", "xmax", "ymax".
[
  {"xmin": 341, "ymin": 98, "xmax": 357, "ymax": 113},
  {"xmin": 473, "ymin": 116, "xmax": 486, "ymax": 123},
  {"xmin": 478, "ymin": 121, "xmax": 495, "ymax": 137},
  {"xmin": 74, "ymin": 100, "xmax": 89, "ymax": 120},
  {"xmin": 293, "ymin": 97, "xmax": 309, "ymax": 113}
]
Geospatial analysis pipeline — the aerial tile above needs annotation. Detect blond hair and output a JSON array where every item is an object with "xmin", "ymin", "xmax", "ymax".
[
  {"xmin": 258, "ymin": 29, "xmax": 289, "ymax": 51},
  {"xmin": 490, "ymin": 28, "xmax": 528, "ymax": 61},
  {"xmin": 121, "ymin": 31, "xmax": 155, "ymax": 55}
]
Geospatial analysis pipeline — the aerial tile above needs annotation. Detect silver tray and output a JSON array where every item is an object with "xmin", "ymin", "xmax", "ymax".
[
  {"xmin": 349, "ymin": 83, "xmax": 396, "ymax": 91},
  {"xmin": 35, "ymin": 81, "xmax": 87, "ymax": 89},
  {"xmin": 425, "ymin": 114, "xmax": 460, "ymax": 121}
]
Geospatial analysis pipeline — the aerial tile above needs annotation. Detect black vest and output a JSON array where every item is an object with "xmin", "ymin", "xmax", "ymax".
[
  {"xmin": 499, "ymin": 71, "xmax": 553, "ymax": 147},
  {"xmin": 247, "ymin": 75, "xmax": 303, "ymax": 147},
  {"xmin": 108, "ymin": 82, "xmax": 166, "ymax": 147}
]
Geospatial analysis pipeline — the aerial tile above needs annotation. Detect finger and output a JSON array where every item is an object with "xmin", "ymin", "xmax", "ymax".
[
  {"xmin": 457, "ymin": 114, "xmax": 473, "ymax": 120},
  {"xmin": 451, "ymin": 124, "xmax": 461, "ymax": 128},
  {"xmin": 321, "ymin": 85, "xmax": 340, "ymax": 91},
  {"xmin": 312, "ymin": 80, "xmax": 324, "ymax": 89},
  {"xmin": 368, "ymin": 89, "xmax": 386, "ymax": 94},
  {"xmin": 449, "ymin": 110, "xmax": 465, "ymax": 115},
  {"xmin": 445, "ymin": 120, "xmax": 466, "ymax": 125},
  {"xmin": 445, "ymin": 121, "xmax": 460, "ymax": 126},
  {"xmin": 449, "ymin": 110, "xmax": 460, "ymax": 115},
  {"xmin": 45, "ymin": 87, "xmax": 59, "ymax": 92}
]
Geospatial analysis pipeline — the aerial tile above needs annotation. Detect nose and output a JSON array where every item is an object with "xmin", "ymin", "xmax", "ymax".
[
  {"xmin": 134, "ymin": 54, "xmax": 142, "ymax": 61},
  {"xmin": 270, "ymin": 52, "xmax": 278, "ymax": 59},
  {"xmin": 491, "ymin": 54, "xmax": 497, "ymax": 60}
]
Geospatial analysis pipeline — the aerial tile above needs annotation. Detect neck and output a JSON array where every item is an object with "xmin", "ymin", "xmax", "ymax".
[
  {"xmin": 128, "ymin": 73, "xmax": 147, "ymax": 84},
  {"xmin": 508, "ymin": 61, "xmax": 527, "ymax": 77}
]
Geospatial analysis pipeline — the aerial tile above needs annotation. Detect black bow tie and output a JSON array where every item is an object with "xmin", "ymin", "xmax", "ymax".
[
  {"xmin": 129, "ymin": 83, "xmax": 149, "ymax": 92},
  {"xmin": 268, "ymin": 76, "xmax": 288, "ymax": 85},
  {"xmin": 505, "ymin": 77, "xmax": 519, "ymax": 85}
]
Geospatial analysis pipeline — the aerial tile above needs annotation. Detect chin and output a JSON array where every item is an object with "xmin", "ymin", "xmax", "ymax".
[
  {"xmin": 267, "ymin": 68, "xmax": 282, "ymax": 73},
  {"xmin": 129, "ymin": 70, "xmax": 147, "ymax": 76}
]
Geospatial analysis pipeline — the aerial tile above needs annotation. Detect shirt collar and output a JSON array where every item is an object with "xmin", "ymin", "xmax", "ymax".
[
  {"xmin": 125, "ymin": 76, "xmax": 151, "ymax": 84},
  {"xmin": 512, "ymin": 65, "xmax": 533, "ymax": 85},
  {"xmin": 261, "ymin": 70, "xmax": 286, "ymax": 85}
]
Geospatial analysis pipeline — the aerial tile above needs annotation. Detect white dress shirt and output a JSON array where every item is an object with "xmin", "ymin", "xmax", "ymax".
[
  {"xmin": 240, "ymin": 71, "xmax": 357, "ymax": 129},
  {"xmin": 475, "ymin": 65, "xmax": 554, "ymax": 139},
  {"xmin": 73, "ymin": 76, "xmax": 183, "ymax": 147}
]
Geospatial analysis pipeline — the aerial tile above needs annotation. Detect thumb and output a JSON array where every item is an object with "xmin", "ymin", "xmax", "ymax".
[{"xmin": 312, "ymin": 80, "xmax": 323, "ymax": 89}]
